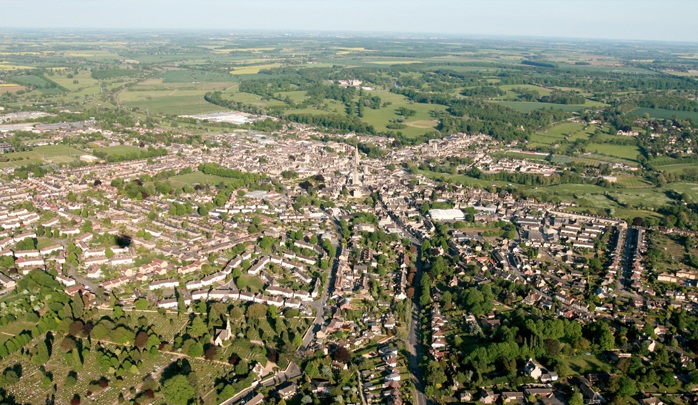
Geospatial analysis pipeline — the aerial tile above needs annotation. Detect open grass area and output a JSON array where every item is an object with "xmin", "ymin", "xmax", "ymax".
[
  {"xmin": 561, "ymin": 355, "xmax": 609, "ymax": 375},
  {"xmin": 632, "ymin": 107, "xmax": 698, "ymax": 121},
  {"xmin": 0, "ymin": 322, "xmax": 35, "ymax": 345},
  {"xmin": 495, "ymin": 101, "xmax": 600, "ymax": 113},
  {"xmin": 117, "ymin": 85, "xmax": 225, "ymax": 115},
  {"xmin": 33, "ymin": 145, "xmax": 85, "ymax": 158},
  {"xmin": 93, "ymin": 145, "xmax": 145, "ymax": 157},
  {"xmin": 238, "ymin": 275, "xmax": 264, "ymax": 293},
  {"xmin": 614, "ymin": 175, "xmax": 653, "ymax": 188},
  {"xmin": 7, "ymin": 75, "xmax": 49, "ymax": 87},
  {"xmin": 0, "ymin": 152, "xmax": 44, "ymax": 168},
  {"xmin": 168, "ymin": 171, "xmax": 246, "ymax": 187},
  {"xmin": 159, "ymin": 69, "xmax": 239, "ymax": 83},
  {"xmin": 585, "ymin": 143, "xmax": 641, "ymax": 161},
  {"xmin": 658, "ymin": 163, "xmax": 698, "ymax": 174},
  {"xmin": 231, "ymin": 64, "xmax": 281, "ymax": 75},
  {"xmin": 49, "ymin": 70, "xmax": 99, "ymax": 91},
  {"xmin": 499, "ymin": 84, "xmax": 552, "ymax": 98},
  {"xmin": 36, "ymin": 238, "xmax": 57, "ymax": 250}
]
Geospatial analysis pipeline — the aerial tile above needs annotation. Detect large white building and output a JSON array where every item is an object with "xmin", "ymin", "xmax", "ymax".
[{"xmin": 428, "ymin": 209, "xmax": 465, "ymax": 222}]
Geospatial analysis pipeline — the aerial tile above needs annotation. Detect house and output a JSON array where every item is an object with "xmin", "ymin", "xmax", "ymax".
[
  {"xmin": 311, "ymin": 380, "xmax": 332, "ymax": 395},
  {"xmin": 524, "ymin": 358, "xmax": 558, "ymax": 382},
  {"xmin": 276, "ymin": 382, "xmax": 298, "ymax": 400},
  {"xmin": 55, "ymin": 274, "xmax": 76, "ymax": 287},
  {"xmin": 0, "ymin": 273, "xmax": 16, "ymax": 290},
  {"xmin": 641, "ymin": 397, "xmax": 664, "ymax": 405},
  {"xmin": 579, "ymin": 379, "xmax": 605, "ymax": 404},
  {"xmin": 246, "ymin": 393, "xmax": 265, "ymax": 405},
  {"xmin": 149, "ymin": 278, "xmax": 179, "ymax": 290}
]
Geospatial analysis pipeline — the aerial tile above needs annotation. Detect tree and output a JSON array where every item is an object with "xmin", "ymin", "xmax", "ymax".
[
  {"xmin": 188, "ymin": 342, "xmax": 204, "ymax": 358},
  {"xmin": 147, "ymin": 334, "xmax": 161, "ymax": 351},
  {"xmin": 162, "ymin": 375, "xmax": 195, "ymax": 405},
  {"xmin": 618, "ymin": 376, "xmax": 637, "ymax": 396},
  {"xmin": 205, "ymin": 345, "xmax": 217, "ymax": 360},
  {"xmin": 71, "ymin": 291, "xmax": 85, "ymax": 319},
  {"xmin": 69, "ymin": 320, "xmax": 85, "ymax": 336},
  {"xmin": 247, "ymin": 304, "xmax": 267, "ymax": 319},
  {"xmin": 134, "ymin": 331, "xmax": 148, "ymax": 350},
  {"xmin": 134, "ymin": 298, "xmax": 148, "ymax": 310},
  {"xmin": 31, "ymin": 340, "xmax": 50, "ymax": 365},
  {"xmin": 331, "ymin": 347, "xmax": 351, "ymax": 363},
  {"xmin": 188, "ymin": 316, "xmax": 208, "ymax": 337}
]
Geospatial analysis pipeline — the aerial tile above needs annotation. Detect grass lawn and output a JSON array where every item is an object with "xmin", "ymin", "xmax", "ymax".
[
  {"xmin": 658, "ymin": 163, "xmax": 698, "ymax": 174},
  {"xmin": 498, "ymin": 84, "xmax": 552, "ymax": 98},
  {"xmin": 0, "ymin": 322, "xmax": 36, "ymax": 345},
  {"xmin": 632, "ymin": 107, "xmax": 698, "ymax": 121},
  {"xmin": 49, "ymin": 70, "xmax": 99, "ymax": 91},
  {"xmin": 0, "ymin": 152, "xmax": 44, "ymax": 168},
  {"xmin": 495, "ymin": 101, "xmax": 600, "ymax": 113},
  {"xmin": 238, "ymin": 275, "xmax": 264, "ymax": 293},
  {"xmin": 416, "ymin": 170, "xmax": 510, "ymax": 188},
  {"xmin": 93, "ymin": 145, "xmax": 146, "ymax": 157},
  {"xmin": 561, "ymin": 355, "xmax": 608, "ymax": 375},
  {"xmin": 585, "ymin": 143, "xmax": 641, "ymax": 161},
  {"xmin": 168, "ymin": 171, "xmax": 245, "ymax": 187},
  {"xmin": 0, "ymin": 145, "xmax": 85, "ymax": 168},
  {"xmin": 614, "ymin": 175, "xmax": 653, "ymax": 188},
  {"xmin": 36, "ymin": 238, "xmax": 57, "ymax": 250},
  {"xmin": 33, "ymin": 145, "xmax": 84, "ymax": 157},
  {"xmin": 159, "ymin": 69, "xmax": 238, "ymax": 83},
  {"xmin": 117, "ymin": 83, "xmax": 226, "ymax": 115}
]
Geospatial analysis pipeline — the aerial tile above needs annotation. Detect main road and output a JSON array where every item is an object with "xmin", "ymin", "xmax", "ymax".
[
  {"xmin": 405, "ymin": 249, "xmax": 428, "ymax": 405},
  {"xmin": 381, "ymin": 203, "xmax": 428, "ymax": 405},
  {"xmin": 299, "ymin": 245, "xmax": 339, "ymax": 353}
]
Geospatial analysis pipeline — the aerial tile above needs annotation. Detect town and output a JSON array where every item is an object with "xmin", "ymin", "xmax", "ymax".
[{"xmin": 0, "ymin": 108, "xmax": 693, "ymax": 405}]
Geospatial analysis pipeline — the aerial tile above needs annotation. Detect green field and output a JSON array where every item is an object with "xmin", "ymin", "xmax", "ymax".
[
  {"xmin": 168, "ymin": 171, "xmax": 246, "ymax": 187},
  {"xmin": 8, "ymin": 75, "xmax": 49, "ymax": 87},
  {"xmin": 118, "ymin": 85, "xmax": 226, "ymax": 115},
  {"xmin": 502, "ymin": 151, "xmax": 548, "ymax": 160},
  {"xmin": 93, "ymin": 145, "xmax": 146, "ymax": 156},
  {"xmin": 33, "ymin": 145, "xmax": 85, "ymax": 157},
  {"xmin": 159, "ymin": 69, "xmax": 239, "ymax": 83},
  {"xmin": 632, "ymin": 107, "xmax": 698, "ymax": 121},
  {"xmin": 658, "ymin": 163, "xmax": 698, "ymax": 174},
  {"xmin": 495, "ymin": 101, "xmax": 598, "ymax": 113},
  {"xmin": 614, "ymin": 175, "xmax": 653, "ymax": 188},
  {"xmin": 49, "ymin": 70, "xmax": 100, "ymax": 91},
  {"xmin": 561, "ymin": 355, "xmax": 609, "ymax": 374},
  {"xmin": 585, "ymin": 143, "xmax": 641, "ymax": 161},
  {"xmin": 0, "ymin": 322, "xmax": 35, "ymax": 345}
]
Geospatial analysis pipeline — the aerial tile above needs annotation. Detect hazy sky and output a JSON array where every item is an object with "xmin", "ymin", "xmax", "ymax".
[{"xmin": 1, "ymin": 0, "xmax": 696, "ymax": 42}]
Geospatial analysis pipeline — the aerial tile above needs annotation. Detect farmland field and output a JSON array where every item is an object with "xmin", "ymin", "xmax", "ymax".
[
  {"xmin": 159, "ymin": 69, "xmax": 239, "ymax": 83},
  {"xmin": 495, "ymin": 101, "xmax": 597, "ymax": 113},
  {"xmin": 658, "ymin": 163, "xmax": 698, "ymax": 174},
  {"xmin": 117, "ymin": 85, "xmax": 225, "ymax": 115},
  {"xmin": 585, "ymin": 143, "xmax": 641, "ymax": 161},
  {"xmin": 632, "ymin": 107, "xmax": 698, "ymax": 121},
  {"xmin": 8, "ymin": 75, "xmax": 49, "ymax": 87},
  {"xmin": 614, "ymin": 175, "xmax": 653, "ymax": 188}
]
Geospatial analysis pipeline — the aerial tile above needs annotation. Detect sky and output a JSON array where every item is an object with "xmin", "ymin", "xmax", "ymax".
[{"xmin": 0, "ymin": 0, "xmax": 696, "ymax": 43}]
